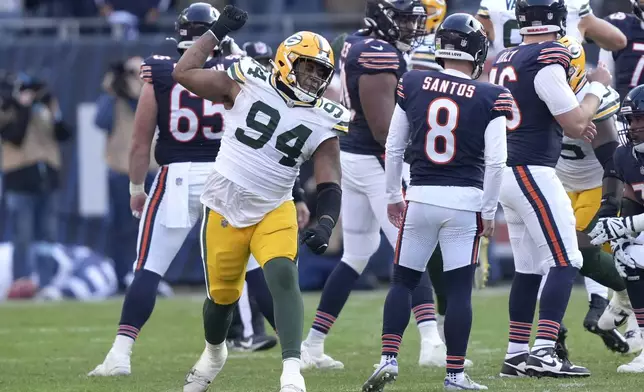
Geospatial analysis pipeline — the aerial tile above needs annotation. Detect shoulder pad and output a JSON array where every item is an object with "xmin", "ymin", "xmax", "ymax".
[
  {"xmin": 227, "ymin": 56, "xmax": 270, "ymax": 85},
  {"xmin": 140, "ymin": 55, "xmax": 175, "ymax": 85},
  {"xmin": 594, "ymin": 86, "xmax": 621, "ymax": 122},
  {"xmin": 316, "ymin": 98, "xmax": 350, "ymax": 134},
  {"xmin": 537, "ymin": 42, "xmax": 572, "ymax": 69}
]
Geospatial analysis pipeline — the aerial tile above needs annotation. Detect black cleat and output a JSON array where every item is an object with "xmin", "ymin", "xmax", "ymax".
[
  {"xmin": 555, "ymin": 323, "xmax": 569, "ymax": 362},
  {"xmin": 226, "ymin": 334, "xmax": 278, "ymax": 352},
  {"xmin": 500, "ymin": 352, "xmax": 528, "ymax": 378},
  {"xmin": 525, "ymin": 346, "xmax": 590, "ymax": 378},
  {"xmin": 584, "ymin": 294, "xmax": 630, "ymax": 353}
]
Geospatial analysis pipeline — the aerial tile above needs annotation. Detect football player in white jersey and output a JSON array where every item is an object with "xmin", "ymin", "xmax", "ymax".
[
  {"xmin": 476, "ymin": 0, "xmax": 626, "ymax": 59},
  {"xmin": 173, "ymin": 6, "xmax": 349, "ymax": 392},
  {"xmin": 554, "ymin": 36, "xmax": 634, "ymax": 355}
]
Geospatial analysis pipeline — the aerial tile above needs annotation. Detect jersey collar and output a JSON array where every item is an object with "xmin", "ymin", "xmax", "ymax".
[
  {"xmin": 269, "ymin": 74, "xmax": 319, "ymax": 108},
  {"xmin": 441, "ymin": 68, "xmax": 472, "ymax": 79}
]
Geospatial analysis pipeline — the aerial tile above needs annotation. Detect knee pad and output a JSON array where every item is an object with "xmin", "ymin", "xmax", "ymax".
[
  {"xmin": 341, "ymin": 231, "xmax": 381, "ymax": 274},
  {"xmin": 210, "ymin": 288, "xmax": 243, "ymax": 305},
  {"xmin": 392, "ymin": 264, "xmax": 422, "ymax": 290}
]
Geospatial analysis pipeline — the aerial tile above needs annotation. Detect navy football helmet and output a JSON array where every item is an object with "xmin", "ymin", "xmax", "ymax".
[
  {"xmin": 364, "ymin": 0, "xmax": 428, "ymax": 52},
  {"xmin": 515, "ymin": 0, "xmax": 567, "ymax": 37},
  {"xmin": 434, "ymin": 13, "xmax": 488, "ymax": 79},
  {"xmin": 619, "ymin": 85, "xmax": 644, "ymax": 153},
  {"xmin": 242, "ymin": 41, "xmax": 273, "ymax": 69},
  {"xmin": 174, "ymin": 2, "xmax": 220, "ymax": 52}
]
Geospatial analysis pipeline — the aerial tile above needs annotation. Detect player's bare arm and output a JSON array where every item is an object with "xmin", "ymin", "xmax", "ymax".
[
  {"xmin": 592, "ymin": 118, "xmax": 623, "ymax": 220},
  {"xmin": 579, "ymin": 14, "xmax": 627, "ymax": 51},
  {"xmin": 475, "ymin": 15, "xmax": 495, "ymax": 43},
  {"xmin": 172, "ymin": 5, "xmax": 247, "ymax": 105},
  {"xmin": 128, "ymin": 82, "xmax": 157, "ymax": 217},
  {"xmin": 359, "ymin": 72, "xmax": 398, "ymax": 146},
  {"xmin": 300, "ymin": 137, "xmax": 342, "ymax": 254}
]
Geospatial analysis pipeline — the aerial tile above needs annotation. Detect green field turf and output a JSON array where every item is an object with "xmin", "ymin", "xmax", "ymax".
[{"xmin": 0, "ymin": 287, "xmax": 641, "ymax": 392}]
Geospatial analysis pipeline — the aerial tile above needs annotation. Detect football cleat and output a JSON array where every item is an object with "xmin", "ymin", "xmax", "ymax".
[
  {"xmin": 88, "ymin": 350, "xmax": 131, "ymax": 376},
  {"xmin": 555, "ymin": 324, "xmax": 569, "ymax": 362},
  {"xmin": 598, "ymin": 291, "xmax": 631, "ymax": 331},
  {"xmin": 183, "ymin": 344, "xmax": 228, "ymax": 392},
  {"xmin": 499, "ymin": 352, "xmax": 528, "ymax": 378},
  {"xmin": 362, "ymin": 357, "xmax": 398, "ymax": 392},
  {"xmin": 300, "ymin": 341, "xmax": 344, "ymax": 370},
  {"xmin": 584, "ymin": 294, "xmax": 629, "ymax": 353},
  {"xmin": 444, "ymin": 373, "xmax": 488, "ymax": 390},
  {"xmin": 618, "ymin": 350, "xmax": 644, "ymax": 373},
  {"xmin": 280, "ymin": 372, "xmax": 306, "ymax": 392},
  {"xmin": 525, "ymin": 347, "xmax": 590, "ymax": 378},
  {"xmin": 418, "ymin": 339, "xmax": 447, "ymax": 367},
  {"xmin": 226, "ymin": 335, "xmax": 278, "ymax": 352}
]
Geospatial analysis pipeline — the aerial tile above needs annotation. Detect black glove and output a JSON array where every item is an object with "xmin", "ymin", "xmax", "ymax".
[
  {"xmin": 209, "ymin": 5, "xmax": 248, "ymax": 41},
  {"xmin": 301, "ymin": 217, "xmax": 333, "ymax": 255},
  {"xmin": 597, "ymin": 196, "xmax": 620, "ymax": 218}
]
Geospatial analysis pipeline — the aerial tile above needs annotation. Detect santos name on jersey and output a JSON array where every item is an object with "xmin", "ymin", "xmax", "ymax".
[
  {"xmin": 478, "ymin": 0, "xmax": 591, "ymax": 55},
  {"xmin": 556, "ymin": 84, "xmax": 621, "ymax": 192},
  {"xmin": 200, "ymin": 56, "xmax": 350, "ymax": 227},
  {"xmin": 140, "ymin": 54, "xmax": 239, "ymax": 165}
]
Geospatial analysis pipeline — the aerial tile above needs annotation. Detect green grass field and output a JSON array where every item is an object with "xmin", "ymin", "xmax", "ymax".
[{"xmin": 0, "ymin": 287, "xmax": 641, "ymax": 392}]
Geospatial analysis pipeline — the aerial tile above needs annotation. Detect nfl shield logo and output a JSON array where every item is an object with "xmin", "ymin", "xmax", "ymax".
[
  {"xmin": 221, "ymin": 219, "xmax": 229, "ymax": 228},
  {"xmin": 547, "ymin": 12, "xmax": 553, "ymax": 20},
  {"xmin": 176, "ymin": 178, "xmax": 183, "ymax": 186},
  {"xmin": 639, "ymin": 166, "xmax": 644, "ymax": 175}
]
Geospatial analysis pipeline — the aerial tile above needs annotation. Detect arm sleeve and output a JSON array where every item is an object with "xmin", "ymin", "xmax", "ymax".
[
  {"xmin": 385, "ymin": 104, "xmax": 411, "ymax": 204},
  {"xmin": 534, "ymin": 64, "xmax": 580, "ymax": 116},
  {"xmin": 481, "ymin": 115, "xmax": 507, "ymax": 220}
]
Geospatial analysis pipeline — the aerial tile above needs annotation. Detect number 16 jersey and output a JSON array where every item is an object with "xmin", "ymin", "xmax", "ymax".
[{"xmin": 201, "ymin": 56, "xmax": 350, "ymax": 227}]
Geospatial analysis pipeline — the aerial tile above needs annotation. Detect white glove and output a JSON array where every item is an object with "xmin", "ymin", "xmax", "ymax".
[
  {"xmin": 589, "ymin": 216, "xmax": 637, "ymax": 246},
  {"xmin": 611, "ymin": 239, "xmax": 637, "ymax": 278}
]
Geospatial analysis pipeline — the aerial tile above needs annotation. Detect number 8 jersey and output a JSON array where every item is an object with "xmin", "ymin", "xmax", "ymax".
[{"xmin": 201, "ymin": 56, "xmax": 350, "ymax": 227}]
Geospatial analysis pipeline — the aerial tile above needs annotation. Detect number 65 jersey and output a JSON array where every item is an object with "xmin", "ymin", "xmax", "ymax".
[
  {"xmin": 556, "ymin": 84, "xmax": 620, "ymax": 192},
  {"xmin": 201, "ymin": 56, "xmax": 350, "ymax": 227}
]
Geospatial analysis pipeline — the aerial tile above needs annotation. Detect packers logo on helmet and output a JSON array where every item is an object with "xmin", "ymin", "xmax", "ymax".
[
  {"xmin": 422, "ymin": 0, "xmax": 447, "ymax": 33},
  {"xmin": 558, "ymin": 36, "xmax": 586, "ymax": 94},
  {"xmin": 273, "ymin": 31, "xmax": 335, "ymax": 103}
]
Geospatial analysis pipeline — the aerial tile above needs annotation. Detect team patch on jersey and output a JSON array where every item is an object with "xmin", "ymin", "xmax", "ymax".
[{"xmin": 537, "ymin": 45, "xmax": 572, "ymax": 69}]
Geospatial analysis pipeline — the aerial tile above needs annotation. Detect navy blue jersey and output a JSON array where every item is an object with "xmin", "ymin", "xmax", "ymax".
[
  {"xmin": 398, "ymin": 70, "xmax": 513, "ymax": 189},
  {"xmin": 491, "ymin": 41, "xmax": 572, "ymax": 167},
  {"xmin": 614, "ymin": 145, "xmax": 644, "ymax": 205},
  {"xmin": 605, "ymin": 12, "xmax": 644, "ymax": 100},
  {"xmin": 140, "ymin": 54, "xmax": 240, "ymax": 165},
  {"xmin": 338, "ymin": 33, "xmax": 407, "ymax": 156}
]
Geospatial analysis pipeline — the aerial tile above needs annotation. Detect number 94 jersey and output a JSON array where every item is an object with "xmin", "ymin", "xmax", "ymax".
[
  {"xmin": 202, "ymin": 56, "xmax": 349, "ymax": 227},
  {"xmin": 140, "ymin": 54, "xmax": 240, "ymax": 165},
  {"xmin": 556, "ymin": 85, "xmax": 620, "ymax": 192}
]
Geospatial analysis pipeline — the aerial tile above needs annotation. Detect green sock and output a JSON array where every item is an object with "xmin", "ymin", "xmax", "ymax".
[
  {"xmin": 579, "ymin": 246, "xmax": 626, "ymax": 292},
  {"xmin": 428, "ymin": 245, "xmax": 447, "ymax": 316},
  {"xmin": 203, "ymin": 297, "xmax": 236, "ymax": 345},
  {"xmin": 263, "ymin": 257, "xmax": 303, "ymax": 360}
]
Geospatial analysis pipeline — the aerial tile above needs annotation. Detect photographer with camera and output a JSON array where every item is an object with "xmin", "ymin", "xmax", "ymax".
[{"xmin": 0, "ymin": 71, "xmax": 71, "ymax": 285}]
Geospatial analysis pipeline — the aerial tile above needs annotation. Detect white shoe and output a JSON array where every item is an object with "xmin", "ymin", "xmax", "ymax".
[
  {"xmin": 618, "ymin": 351, "xmax": 644, "ymax": 373},
  {"xmin": 419, "ymin": 339, "xmax": 446, "ymax": 367},
  {"xmin": 300, "ymin": 341, "xmax": 344, "ymax": 370},
  {"xmin": 437, "ymin": 315, "xmax": 445, "ymax": 343},
  {"xmin": 362, "ymin": 357, "xmax": 398, "ymax": 392},
  {"xmin": 598, "ymin": 291, "xmax": 632, "ymax": 331},
  {"xmin": 444, "ymin": 373, "xmax": 488, "ymax": 390},
  {"xmin": 88, "ymin": 350, "xmax": 131, "ymax": 376},
  {"xmin": 280, "ymin": 372, "xmax": 306, "ymax": 392},
  {"xmin": 183, "ymin": 344, "xmax": 228, "ymax": 392}
]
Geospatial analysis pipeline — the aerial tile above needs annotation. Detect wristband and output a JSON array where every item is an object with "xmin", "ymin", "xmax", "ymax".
[
  {"xmin": 208, "ymin": 22, "xmax": 227, "ymax": 42},
  {"xmin": 129, "ymin": 182, "xmax": 145, "ymax": 196},
  {"xmin": 588, "ymin": 82, "xmax": 606, "ymax": 101}
]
